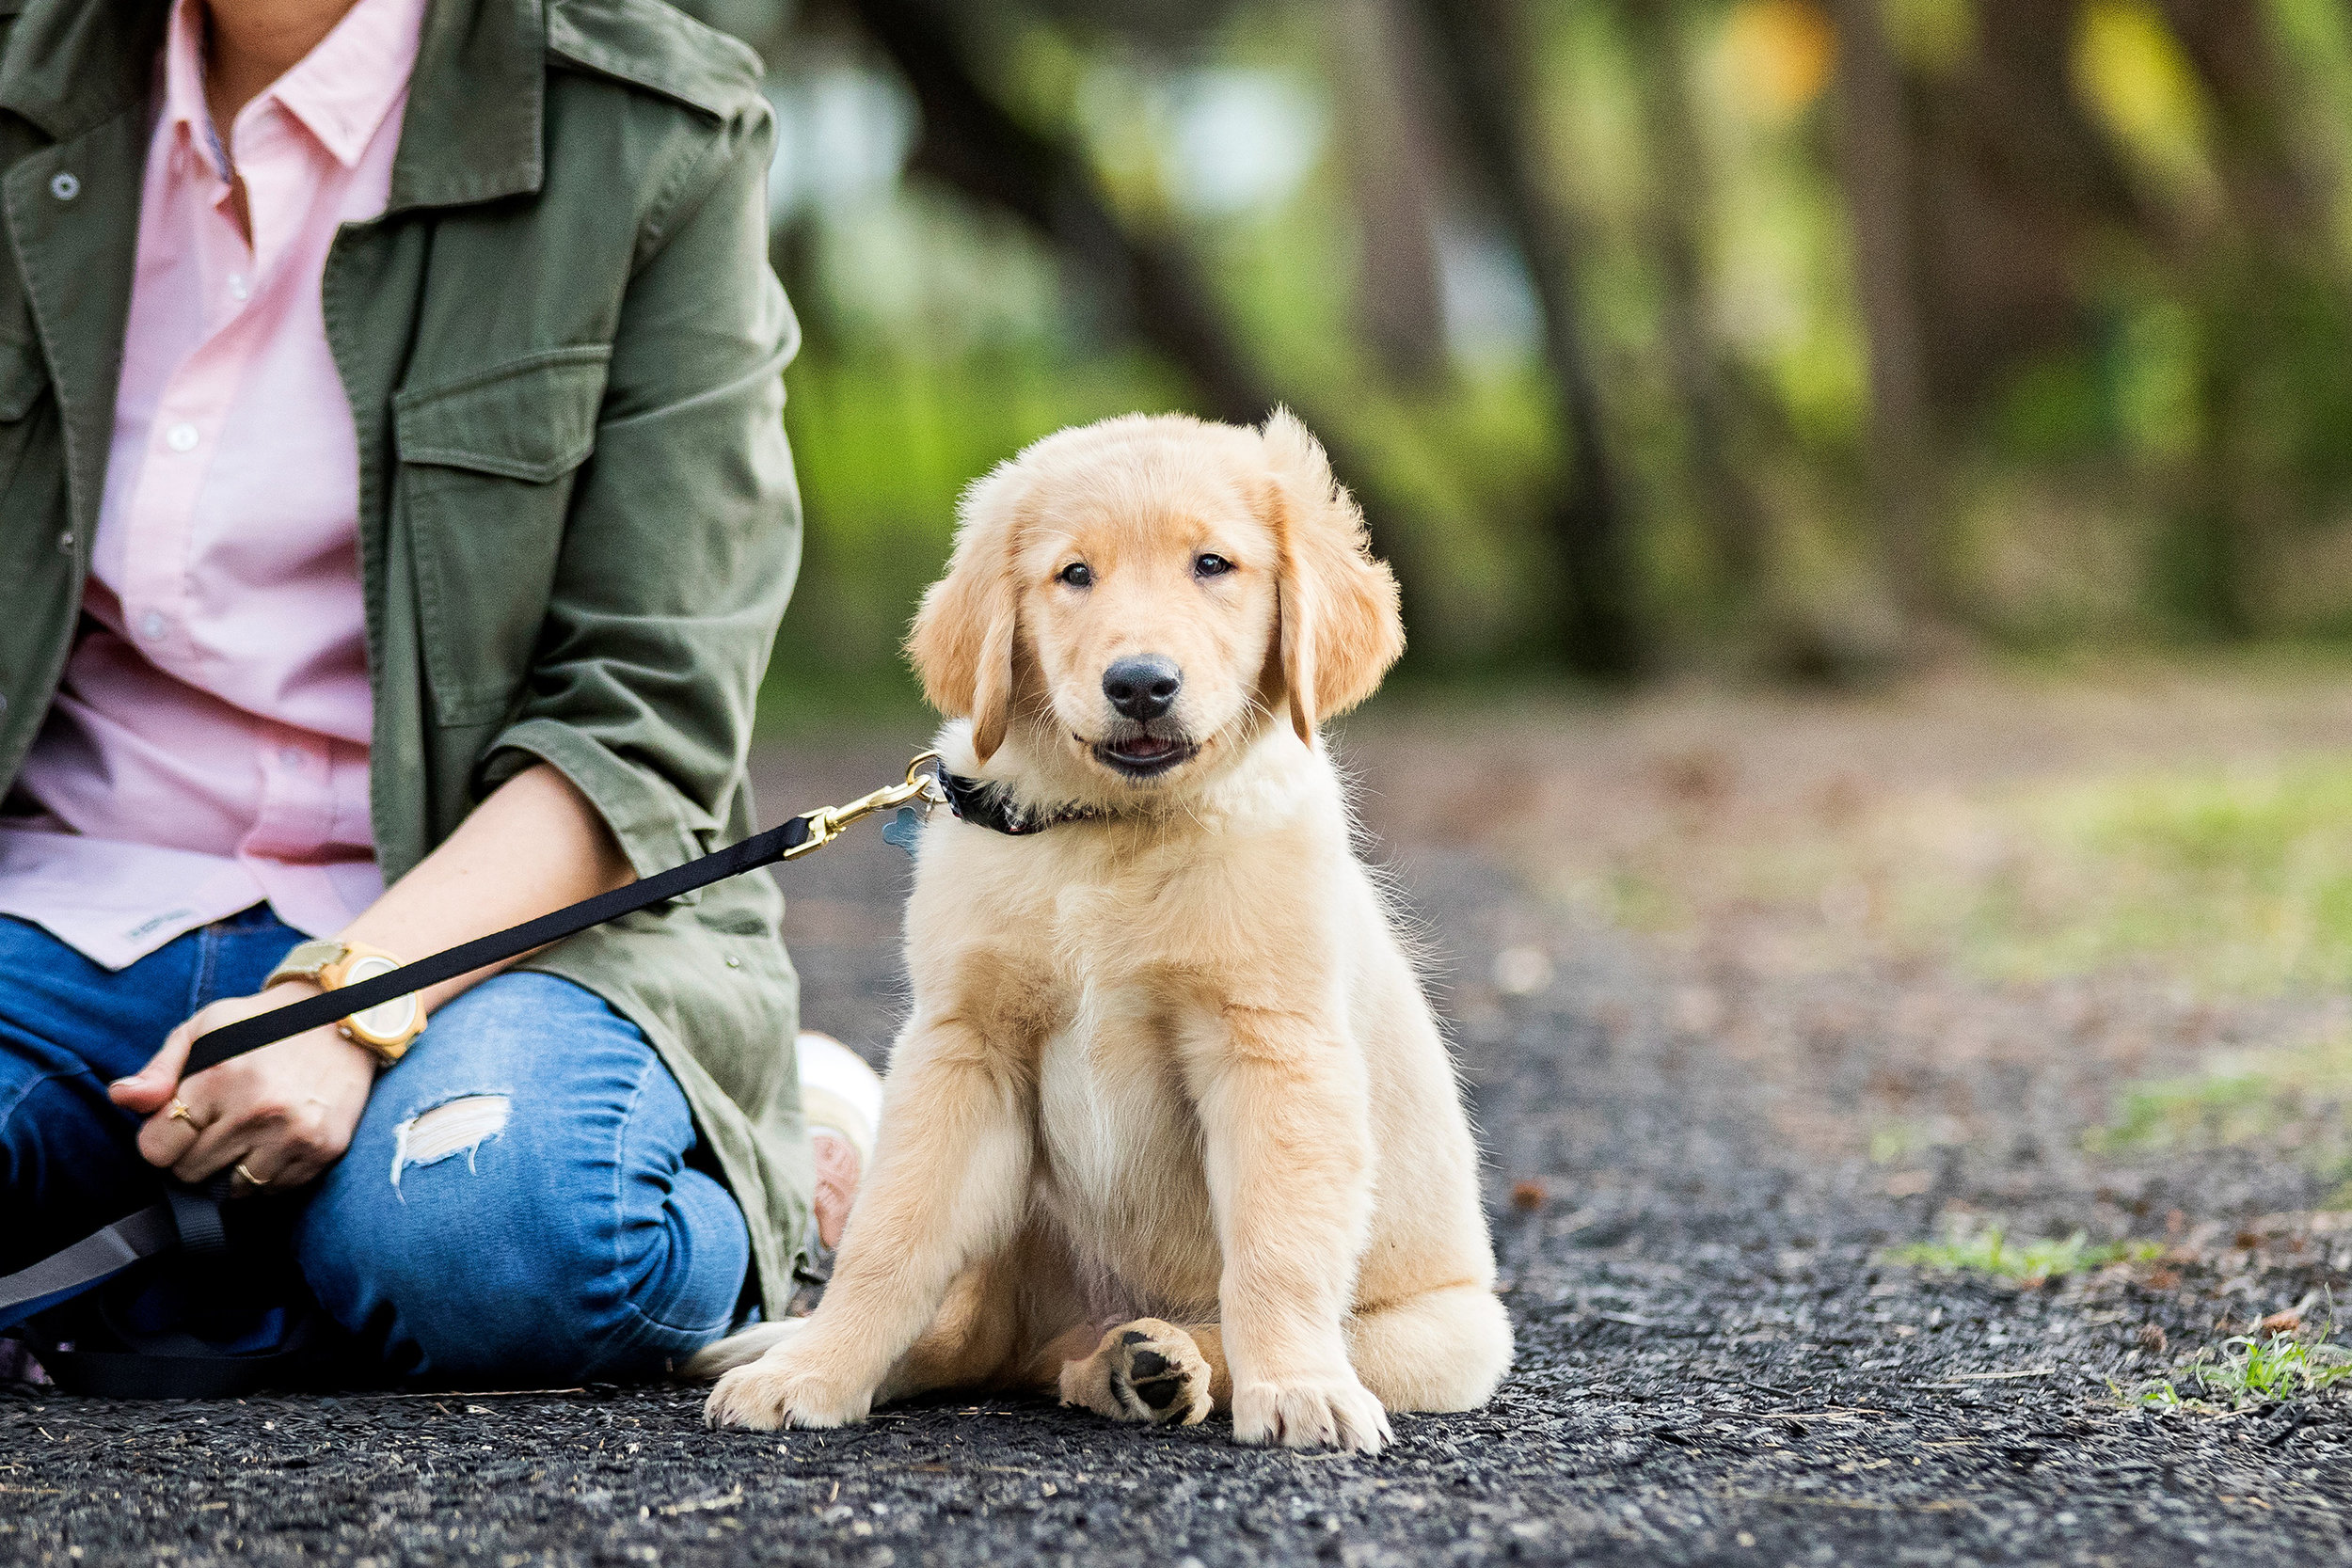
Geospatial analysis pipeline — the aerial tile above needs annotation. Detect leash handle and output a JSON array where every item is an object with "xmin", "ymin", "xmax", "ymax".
[{"xmin": 185, "ymin": 752, "xmax": 945, "ymax": 1073}]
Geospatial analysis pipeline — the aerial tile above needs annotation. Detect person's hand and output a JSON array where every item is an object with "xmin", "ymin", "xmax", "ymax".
[{"xmin": 108, "ymin": 984, "xmax": 379, "ymax": 1196}]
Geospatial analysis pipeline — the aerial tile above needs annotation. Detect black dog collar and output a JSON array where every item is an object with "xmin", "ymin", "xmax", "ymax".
[{"xmin": 938, "ymin": 770, "xmax": 1107, "ymax": 836}]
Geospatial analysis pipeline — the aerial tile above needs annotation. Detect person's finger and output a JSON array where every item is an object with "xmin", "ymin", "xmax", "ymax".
[
  {"xmin": 168, "ymin": 1096, "xmax": 264, "ymax": 1185},
  {"xmin": 226, "ymin": 1154, "xmax": 290, "ymax": 1197},
  {"xmin": 111, "ymin": 1017, "xmax": 198, "ymax": 1117},
  {"xmin": 171, "ymin": 1128, "xmax": 246, "ymax": 1185},
  {"xmin": 134, "ymin": 1085, "xmax": 210, "ymax": 1169},
  {"xmin": 232, "ymin": 1109, "xmax": 342, "ymax": 1195}
]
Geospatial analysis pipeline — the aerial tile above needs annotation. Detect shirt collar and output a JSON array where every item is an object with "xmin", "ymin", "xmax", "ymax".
[{"xmin": 159, "ymin": 0, "xmax": 428, "ymax": 174}]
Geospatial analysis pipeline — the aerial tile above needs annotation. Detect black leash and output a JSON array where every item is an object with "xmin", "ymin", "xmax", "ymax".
[
  {"xmin": 189, "ymin": 752, "xmax": 948, "ymax": 1070},
  {"xmin": 180, "ymin": 760, "xmax": 1106, "ymax": 1068}
]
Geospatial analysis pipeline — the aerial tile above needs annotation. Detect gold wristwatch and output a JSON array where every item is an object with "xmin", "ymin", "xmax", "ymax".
[{"xmin": 263, "ymin": 940, "xmax": 428, "ymax": 1064}]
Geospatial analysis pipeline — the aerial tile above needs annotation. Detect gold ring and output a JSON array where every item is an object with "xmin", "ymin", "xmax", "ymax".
[
  {"xmin": 168, "ymin": 1098, "xmax": 199, "ymax": 1127},
  {"xmin": 234, "ymin": 1162, "xmax": 271, "ymax": 1187}
]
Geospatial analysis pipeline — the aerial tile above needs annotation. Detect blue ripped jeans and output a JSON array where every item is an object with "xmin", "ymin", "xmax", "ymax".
[{"xmin": 0, "ymin": 907, "xmax": 752, "ymax": 1384}]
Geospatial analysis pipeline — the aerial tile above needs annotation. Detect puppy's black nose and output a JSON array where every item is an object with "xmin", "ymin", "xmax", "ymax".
[{"xmin": 1104, "ymin": 656, "xmax": 1182, "ymax": 721}]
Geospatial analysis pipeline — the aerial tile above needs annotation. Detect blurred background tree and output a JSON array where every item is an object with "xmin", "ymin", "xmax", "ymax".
[{"xmin": 674, "ymin": 0, "xmax": 2352, "ymax": 726}]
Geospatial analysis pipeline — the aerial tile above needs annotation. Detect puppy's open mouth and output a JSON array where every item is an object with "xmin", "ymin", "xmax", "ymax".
[{"xmin": 1088, "ymin": 732, "xmax": 1199, "ymax": 780}]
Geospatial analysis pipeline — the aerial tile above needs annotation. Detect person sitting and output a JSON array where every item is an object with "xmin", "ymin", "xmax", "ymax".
[{"xmin": 0, "ymin": 0, "xmax": 871, "ymax": 1385}]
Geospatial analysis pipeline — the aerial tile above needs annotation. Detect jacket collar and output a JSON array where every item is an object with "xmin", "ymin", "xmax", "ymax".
[
  {"xmin": 388, "ymin": 0, "xmax": 543, "ymax": 213},
  {"xmin": 0, "ymin": 0, "xmax": 543, "ymax": 213},
  {"xmin": 0, "ymin": 0, "xmax": 165, "ymax": 143}
]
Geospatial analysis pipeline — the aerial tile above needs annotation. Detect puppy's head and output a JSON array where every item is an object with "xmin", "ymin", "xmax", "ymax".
[{"xmin": 908, "ymin": 410, "xmax": 1402, "ymax": 788}]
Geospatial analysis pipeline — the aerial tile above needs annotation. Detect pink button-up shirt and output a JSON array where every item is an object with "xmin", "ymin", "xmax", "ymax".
[{"xmin": 0, "ymin": 0, "xmax": 426, "ymax": 969}]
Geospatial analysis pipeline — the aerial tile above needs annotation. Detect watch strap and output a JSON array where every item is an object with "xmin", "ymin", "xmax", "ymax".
[{"xmin": 263, "ymin": 939, "xmax": 349, "ymax": 991}]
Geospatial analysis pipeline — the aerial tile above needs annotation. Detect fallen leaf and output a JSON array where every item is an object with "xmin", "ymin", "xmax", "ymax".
[{"xmin": 2258, "ymin": 1308, "xmax": 2303, "ymax": 1338}]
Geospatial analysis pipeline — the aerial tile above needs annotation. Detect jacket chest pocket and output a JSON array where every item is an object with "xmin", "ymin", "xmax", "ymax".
[{"xmin": 393, "ymin": 345, "xmax": 612, "ymax": 726}]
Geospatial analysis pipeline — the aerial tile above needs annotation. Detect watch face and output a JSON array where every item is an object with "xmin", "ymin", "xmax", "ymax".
[{"xmin": 342, "ymin": 953, "xmax": 420, "ymax": 1042}]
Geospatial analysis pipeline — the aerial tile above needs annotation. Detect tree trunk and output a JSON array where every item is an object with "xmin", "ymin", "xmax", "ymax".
[
  {"xmin": 1331, "ymin": 0, "xmax": 1451, "ymax": 386},
  {"xmin": 1619, "ymin": 0, "xmax": 1767, "ymax": 598},
  {"xmin": 2155, "ymin": 0, "xmax": 2333, "ymax": 635},
  {"xmin": 2159, "ymin": 0, "xmax": 2324, "ymax": 250},
  {"xmin": 1826, "ymin": 0, "xmax": 1943, "ymax": 629},
  {"xmin": 1415, "ymin": 0, "xmax": 1641, "ymax": 676}
]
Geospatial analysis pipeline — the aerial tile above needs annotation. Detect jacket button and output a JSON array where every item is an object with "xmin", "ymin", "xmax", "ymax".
[
  {"xmin": 48, "ymin": 171, "xmax": 78, "ymax": 201},
  {"xmin": 56, "ymin": 530, "xmax": 72, "ymax": 553}
]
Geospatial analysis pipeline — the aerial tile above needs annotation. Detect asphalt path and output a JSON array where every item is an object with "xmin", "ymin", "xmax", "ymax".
[{"xmin": 6, "ymin": 727, "xmax": 2348, "ymax": 1566}]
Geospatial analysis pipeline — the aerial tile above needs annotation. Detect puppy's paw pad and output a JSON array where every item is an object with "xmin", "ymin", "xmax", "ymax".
[
  {"xmin": 1063, "ymin": 1318, "xmax": 1213, "ymax": 1426},
  {"xmin": 1233, "ymin": 1374, "xmax": 1391, "ymax": 1454}
]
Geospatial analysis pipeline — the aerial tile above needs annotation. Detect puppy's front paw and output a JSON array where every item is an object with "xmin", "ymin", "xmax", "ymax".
[
  {"xmin": 1059, "ymin": 1319, "xmax": 1213, "ymax": 1427},
  {"xmin": 703, "ymin": 1346, "xmax": 874, "ymax": 1432},
  {"xmin": 1232, "ymin": 1372, "xmax": 1391, "ymax": 1454}
]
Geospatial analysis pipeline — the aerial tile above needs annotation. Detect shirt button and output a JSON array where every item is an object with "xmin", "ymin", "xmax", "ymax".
[
  {"xmin": 278, "ymin": 747, "xmax": 304, "ymax": 768},
  {"xmin": 48, "ymin": 171, "xmax": 78, "ymax": 201},
  {"xmin": 227, "ymin": 274, "xmax": 249, "ymax": 302},
  {"xmin": 137, "ymin": 610, "xmax": 168, "ymax": 641},
  {"xmin": 165, "ymin": 422, "xmax": 199, "ymax": 452}
]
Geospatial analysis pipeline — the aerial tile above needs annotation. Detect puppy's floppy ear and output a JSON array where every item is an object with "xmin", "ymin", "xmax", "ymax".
[
  {"xmin": 1263, "ymin": 408, "xmax": 1403, "ymax": 744},
  {"xmin": 908, "ymin": 460, "xmax": 1025, "ymax": 763}
]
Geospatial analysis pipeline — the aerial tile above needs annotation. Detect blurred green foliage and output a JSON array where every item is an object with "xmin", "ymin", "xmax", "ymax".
[{"xmin": 707, "ymin": 0, "xmax": 2352, "ymax": 729}]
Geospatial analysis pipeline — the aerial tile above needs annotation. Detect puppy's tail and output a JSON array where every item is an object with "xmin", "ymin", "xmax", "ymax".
[{"xmin": 680, "ymin": 1319, "xmax": 804, "ymax": 1379}]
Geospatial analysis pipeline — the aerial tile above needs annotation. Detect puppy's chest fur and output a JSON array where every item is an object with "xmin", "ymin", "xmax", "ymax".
[
  {"xmin": 1038, "ymin": 864, "xmax": 1242, "ymax": 1318},
  {"xmin": 928, "ymin": 831, "xmax": 1277, "ymax": 1320},
  {"xmin": 1031, "ymin": 986, "xmax": 1222, "ymax": 1321}
]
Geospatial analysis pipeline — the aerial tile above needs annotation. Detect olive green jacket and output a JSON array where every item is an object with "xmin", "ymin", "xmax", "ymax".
[{"xmin": 0, "ymin": 0, "xmax": 812, "ymax": 1307}]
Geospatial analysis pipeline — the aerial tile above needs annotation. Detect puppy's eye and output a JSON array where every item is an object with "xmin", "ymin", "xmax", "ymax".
[
  {"xmin": 1057, "ymin": 562, "xmax": 1093, "ymax": 588},
  {"xmin": 1194, "ymin": 554, "xmax": 1233, "ymax": 578}
]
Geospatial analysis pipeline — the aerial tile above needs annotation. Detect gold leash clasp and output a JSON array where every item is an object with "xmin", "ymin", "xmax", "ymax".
[{"xmin": 778, "ymin": 750, "xmax": 946, "ymax": 861}]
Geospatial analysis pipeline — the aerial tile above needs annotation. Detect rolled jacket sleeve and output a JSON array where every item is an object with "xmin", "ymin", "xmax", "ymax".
[{"xmin": 483, "ymin": 101, "xmax": 801, "ymax": 877}]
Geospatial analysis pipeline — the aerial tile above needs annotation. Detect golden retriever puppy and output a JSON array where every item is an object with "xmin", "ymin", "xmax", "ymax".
[{"xmin": 696, "ymin": 410, "xmax": 1510, "ymax": 1452}]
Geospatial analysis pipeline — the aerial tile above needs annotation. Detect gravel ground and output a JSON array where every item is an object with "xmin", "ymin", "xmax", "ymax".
[{"xmin": 8, "ymin": 694, "xmax": 2352, "ymax": 1567}]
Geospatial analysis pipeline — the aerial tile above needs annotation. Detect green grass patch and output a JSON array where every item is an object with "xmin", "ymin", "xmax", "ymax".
[
  {"xmin": 2127, "ymin": 1329, "xmax": 2352, "ymax": 1410},
  {"xmin": 1887, "ymin": 1220, "xmax": 2162, "ymax": 1283},
  {"xmin": 1700, "ymin": 752, "xmax": 2352, "ymax": 1000},
  {"xmin": 1616, "ymin": 746, "xmax": 2352, "ymax": 1009},
  {"xmin": 1929, "ymin": 759, "xmax": 2352, "ymax": 994},
  {"xmin": 2088, "ymin": 1032, "xmax": 2352, "ymax": 1191}
]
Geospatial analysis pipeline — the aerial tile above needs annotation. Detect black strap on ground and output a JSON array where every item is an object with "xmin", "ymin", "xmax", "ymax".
[
  {"xmin": 0, "ymin": 1206, "xmax": 178, "ymax": 1329},
  {"xmin": 0, "ymin": 1184, "xmax": 235, "ymax": 1330},
  {"xmin": 183, "ymin": 812, "xmax": 813, "ymax": 1072}
]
